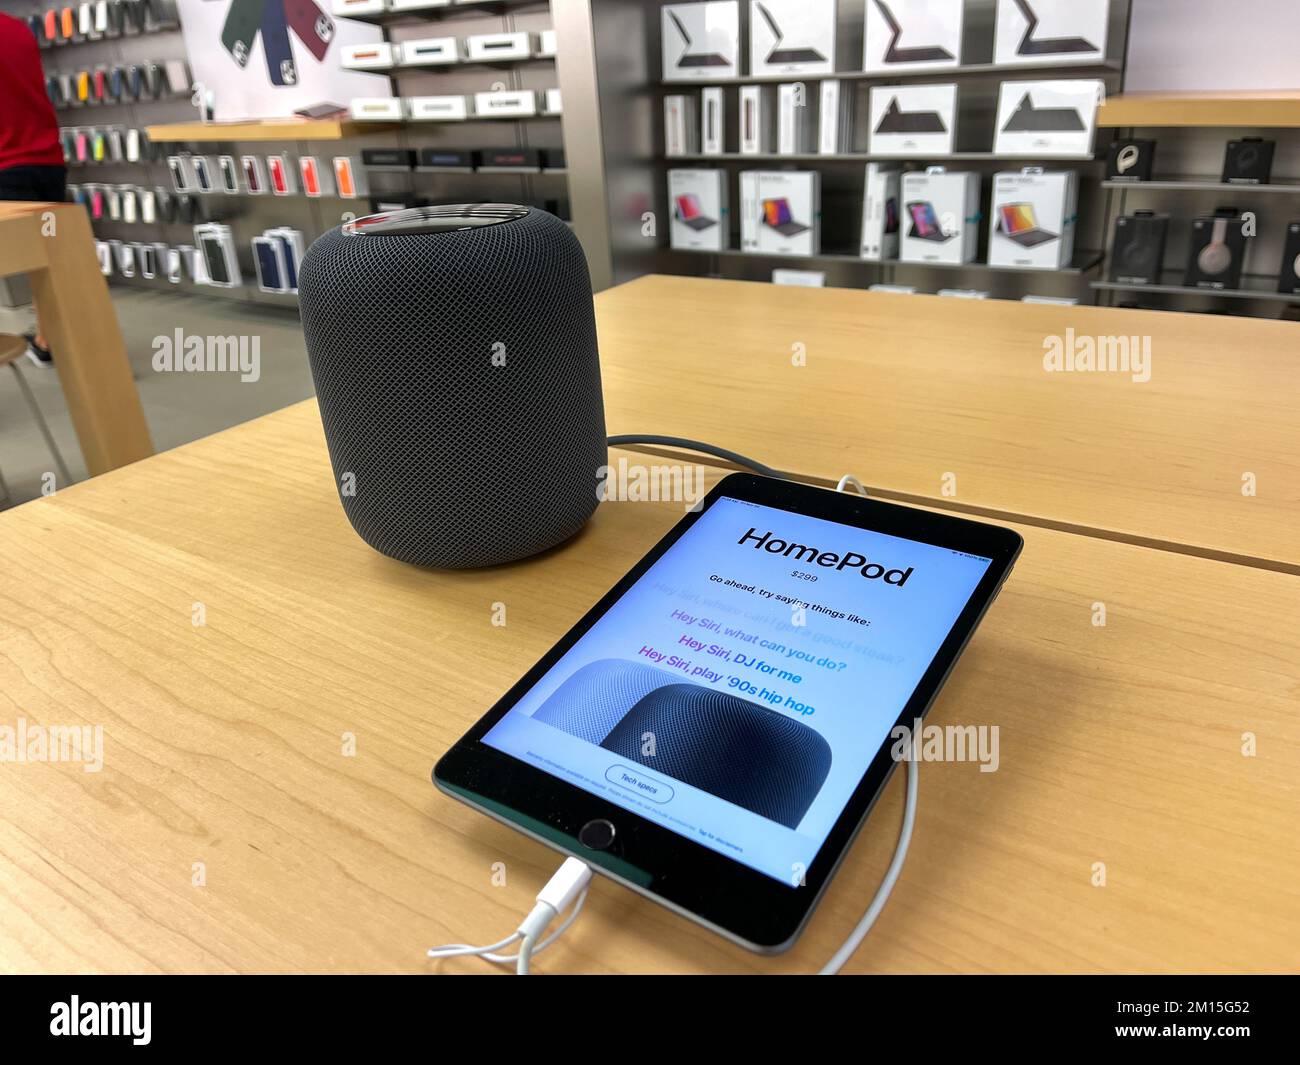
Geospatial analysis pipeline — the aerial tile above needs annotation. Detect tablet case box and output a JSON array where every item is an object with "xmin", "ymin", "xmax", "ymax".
[
  {"xmin": 665, "ymin": 94, "xmax": 699, "ymax": 156},
  {"xmin": 701, "ymin": 86, "xmax": 726, "ymax": 154},
  {"xmin": 988, "ymin": 168, "xmax": 1078, "ymax": 269},
  {"xmin": 1106, "ymin": 138, "xmax": 1156, "ymax": 182},
  {"xmin": 663, "ymin": 1, "xmax": 741, "ymax": 81},
  {"xmin": 863, "ymin": 0, "xmax": 962, "ymax": 74},
  {"xmin": 669, "ymin": 169, "xmax": 729, "ymax": 251},
  {"xmin": 776, "ymin": 82, "xmax": 812, "ymax": 154},
  {"xmin": 741, "ymin": 170, "xmax": 820, "ymax": 256},
  {"xmin": 899, "ymin": 168, "xmax": 979, "ymax": 264},
  {"xmin": 748, "ymin": 0, "xmax": 838, "ymax": 78},
  {"xmin": 993, "ymin": 0, "xmax": 1109, "ymax": 67},
  {"xmin": 1184, "ymin": 210, "xmax": 1249, "ymax": 290},
  {"xmin": 993, "ymin": 79, "xmax": 1103, "ymax": 157},
  {"xmin": 739, "ymin": 84, "xmax": 775, "ymax": 153},
  {"xmin": 867, "ymin": 83, "xmax": 957, "ymax": 156},
  {"xmin": 1109, "ymin": 211, "xmax": 1168, "ymax": 285},
  {"xmin": 859, "ymin": 163, "xmax": 901, "ymax": 261},
  {"xmin": 818, "ymin": 78, "xmax": 855, "ymax": 153}
]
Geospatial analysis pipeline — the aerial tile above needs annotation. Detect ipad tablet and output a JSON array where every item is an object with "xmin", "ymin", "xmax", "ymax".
[{"xmin": 434, "ymin": 473, "xmax": 1022, "ymax": 953}]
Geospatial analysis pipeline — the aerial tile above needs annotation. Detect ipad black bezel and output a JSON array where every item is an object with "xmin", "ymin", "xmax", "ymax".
[{"xmin": 433, "ymin": 473, "xmax": 1022, "ymax": 953}]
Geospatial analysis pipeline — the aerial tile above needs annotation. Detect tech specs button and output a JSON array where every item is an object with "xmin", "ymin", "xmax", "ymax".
[
  {"xmin": 605, "ymin": 764, "xmax": 674, "ymax": 804},
  {"xmin": 579, "ymin": 818, "xmax": 617, "ymax": 851}
]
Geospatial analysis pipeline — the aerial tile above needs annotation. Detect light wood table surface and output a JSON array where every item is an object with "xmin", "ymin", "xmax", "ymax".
[
  {"xmin": 1, "ymin": 401, "xmax": 1296, "ymax": 973},
  {"xmin": 596, "ymin": 275, "xmax": 1300, "ymax": 574},
  {"xmin": 0, "ymin": 201, "xmax": 153, "ymax": 476}
]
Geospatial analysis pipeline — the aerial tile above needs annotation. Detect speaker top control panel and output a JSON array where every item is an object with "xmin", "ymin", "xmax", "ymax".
[{"xmin": 342, "ymin": 204, "xmax": 531, "ymax": 236}]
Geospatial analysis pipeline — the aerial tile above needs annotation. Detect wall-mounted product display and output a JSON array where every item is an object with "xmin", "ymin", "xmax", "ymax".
[
  {"xmin": 47, "ymin": 58, "xmax": 187, "ymax": 107},
  {"xmin": 1184, "ymin": 210, "xmax": 1250, "ymax": 290},
  {"xmin": 899, "ymin": 167, "xmax": 979, "ymax": 264},
  {"xmin": 1106, "ymin": 138, "xmax": 1156, "ymax": 182},
  {"xmin": 664, "ymin": 94, "xmax": 699, "ymax": 156},
  {"xmin": 776, "ymin": 82, "xmax": 812, "ymax": 155},
  {"xmin": 193, "ymin": 223, "xmax": 241, "ymax": 288},
  {"xmin": 668, "ymin": 169, "xmax": 729, "ymax": 251},
  {"xmin": 1222, "ymin": 138, "xmax": 1275, "ymax": 185},
  {"xmin": 863, "ymin": 0, "xmax": 962, "ymax": 74},
  {"xmin": 739, "ymin": 84, "xmax": 774, "ymax": 154},
  {"xmin": 748, "ymin": 0, "xmax": 837, "ymax": 77},
  {"xmin": 867, "ymin": 83, "xmax": 956, "ymax": 156},
  {"xmin": 987, "ymin": 168, "xmax": 1078, "ymax": 270},
  {"xmin": 1278, "ymin": 222, "xmax": 1300, "ymax": 294},
  {"xmin": 1108, "ymin": 211, "xmax": 1168, "ymax": 285},
  {"xmin": 250, "ymin": 226, "xmax": 305, "ymax": 293},
  {"xmin": 992, "ymin": 0, "xmax": 1109, "ymax": 67},
  {"xmin": 992, "ymin": 79, "xmax": 1103, "ymax": 157},
  {"xmin": 662, "ymin": 1, "xmax": 740, "ymax": 82},
  {"xmin": 741, "ymin": 170, "xmax": 821, "ymax": 256},
  {"xmin": 818, "ymin": 79, "xmax": 855, "ymax": 154},
  {"xmin": 859, "ymin": 163, "xmax": 901, "ymax": 261}
]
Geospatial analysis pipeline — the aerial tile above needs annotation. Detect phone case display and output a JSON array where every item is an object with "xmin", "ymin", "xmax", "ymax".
[
  {"xmin": 265, "ymin": 227, "xmax": 306, "ymax": 291},
  {"xmin": 241, "ymin": 154, "xmax": 269, "ymax": 194},
  {"xmin": 867, "ymin": 83, "xmax": 956, "ymax": 156},
  {"xmin": 1184, "ymin": 211, "xmax": 1250, "ymax": 290},
  {"xmin": 332, "ymin": 156, "xmax": 367, "ymax": 198},
  {"xmin": 662, "ymin": 1, "xmax": 740, "ymax": 81},
  {"xmin": 664, "ymin": 94, "xmax": 699, "ymax": 156},
  {"xmin": 899, "ymin": 168, "xmax": 980, "ymax": 264},
  {"xmin": 993, "ymin": 0, "xmax": 1108, "ymax": 66},
  {"xmin": 193, "ymin": 223, "xmax": 241, "ymax": 288},
  {"xmin": 993, "ymin": 79, "xmax": 1103, "ymax": 157},
  {"xmin": 748, "ymin": 0, "xmax": 836, "ymax": 77},
  {"xmin": 741, "ymin": 170, "xmax": 820, "ymax": 256},
  {"xmin": 668, "ymin": 169, "xmax": 729, "ymax": 252},
  {"xmin": 987, "ymin": 168, "xmax": 1078, "ymax": 269},
  {"xmin": 860, "ymin": 164, "xmax": 901, "ymax": 261},
  {"xmin": 299, "ymin": 155, "xmax": 335, "ymax": 196},
  {"xmin": 267, "ymin": 154, "xmax": 297, "ymax": 195},
  {"xmin": 863, "ymin": 0, "xmax": 962, "ymax": 74}
]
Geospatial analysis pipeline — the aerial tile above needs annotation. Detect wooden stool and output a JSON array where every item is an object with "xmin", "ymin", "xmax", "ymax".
[{"xmin": 0, "ymin": 334, "xmax": 73, "ymax": 505}]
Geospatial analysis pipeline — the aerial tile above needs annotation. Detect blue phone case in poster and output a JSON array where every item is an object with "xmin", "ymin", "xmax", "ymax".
[{"xmin": 261, "ymin": 0, "xmax": 299, "ymax": 86}]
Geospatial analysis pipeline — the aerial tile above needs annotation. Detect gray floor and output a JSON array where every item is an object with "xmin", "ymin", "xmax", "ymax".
[{"xmin": 0, "ymin": 287, "xmax": 315, "ymax": 508}]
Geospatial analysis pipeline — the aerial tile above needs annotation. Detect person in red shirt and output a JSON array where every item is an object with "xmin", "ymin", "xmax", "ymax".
[{"xmin": 0, "ymin": 12, "xmax": 68, "ymax": 365}]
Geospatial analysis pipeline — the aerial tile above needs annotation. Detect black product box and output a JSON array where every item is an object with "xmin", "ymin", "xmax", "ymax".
[
  {"xmin": 1109, "ymin": 211, "xmax": 1168, "ymax": 285},
  {"xmin": 480, "ymin": 147, "xmax": 544, "ymax": 170},
  {"xmin": 1184, "ymin": 211, "xmax": 1249, "ymax": 290},
  {"xmin": 361, "ymin": 148, "xmax": 416, "ymax": 170},
  {"xmin": 1278, "ymin": 221, "xmax": 1300, "ymax": 294},
  {"xmin": 1105, "ymin": 138, "xmax": 1156, "ymax": 182},
  {"xmin": 1222, "ymin": 138, "xmax": 1275, "ymax": 184},
  {"xmin": 416, "ymin": 148, "xmax": 479, "ymax": 171}
]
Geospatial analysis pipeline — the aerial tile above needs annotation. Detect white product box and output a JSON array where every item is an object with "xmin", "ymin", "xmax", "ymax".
[
  {"xmin": 662, "ymin": 1, "xmax": 740, "ymax": 81},
  {"xmin": 741, "ymin": 170, "xmax": 820, "ymax": 256},
  {"xmin": 993, "ymin": 0, "xmax": 1108, "ymax": 67},
  {"xmin": 331, "ymin": 0, "xmax": 387, "ymax": 16},
  {"xmin": 1022, "ymin": 294, "xmax": 1079, "ymax": 304},
  {"xmin": 473, "ymin": 90, "xmax": 538, "ymax": 118},
  {"xmin": 538, "ymin": 29, "xmax": 557, "ymax": 57},
  {"xmin": 701, "ymin": 86, "xmax": 725, "ymax": 154},
  {"xmin": 987, "ymin": 167, "xmax": 1078, "ymax": 269},
  {"xmin": 867, "ymin": 83, "xmax": 956, "ymax": 156},
  {"xmin": 668, "ymin": 168, "xmax": 729, "ymax": 252},
  {"xmin": 993, "ymin": 79, "xmax": 1103, "ymax": 157},
  {"xmin": 408, "ymin": 95, "xmax": 472, "ymax": 121},
  {"xmin": 664, "ymin": 94, "xmax": 699, "ymax": 156},
  {"xmin": 818, "ymin": 79, "xmax": 855, "ymax": 154},
  {"xmin": 863, "ymin": 0, "xmax": 962, "ymax": 73},
  {"xmin": 869, "ymin": 283, "xmax": 917, "ymax": 293},
  {"xmin": 543, "ymin": 88, "xmax": 562, "ymax": 115},
  {"xmin": 749, "ymin": 0, "xmax": 836, "ymax": 77},
  {"xmin": 776, "ymin": 82, "xmax": 812, "ymax": 154},
  {"xmin": 772, "ymin": 268, "xmax": 826, "ymax": 286},
  {"xmin": 466, "ymin": 32, "xmax": 536, "ymax": 63},
  {"xmin": 350, "ymin": 98, "xmax": 404, "ymax": 121},
  {"xmin": 390, "ymin": 0, "xmax": 451, "ymax": 10},
  {"xmin": 938, "ymin": 289, "xmax": 990, "ymax": 298},
  {"xmin": 899, "ymin": 168, "xmax": 980, "ymax": 264},
  {"xmin": 342, "ymin": 42, "xmax": 395, "ymax": 70},
  {"xmin": 860, "ymin": 163, "xmax": 901, "ymax": 260},
  {"xmin": 399, "ymin": 37, "xmax": 461, "ymax": 66},
  {"xmin": 739, "ymin": 85, "xmax": 774, "ymax": 154}
]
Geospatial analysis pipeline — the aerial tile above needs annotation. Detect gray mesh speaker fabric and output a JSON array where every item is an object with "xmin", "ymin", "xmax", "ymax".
[
  {"xmin": 531, "ymin": 658, "xmax": 682, "ymax": 745},
  {"xmin": 297, "ymin": 207, "xmax": 607, "ymax": 568},
  {"xmin": 601, "ymin": 684, "xmax": 833, "ymax": 830}
]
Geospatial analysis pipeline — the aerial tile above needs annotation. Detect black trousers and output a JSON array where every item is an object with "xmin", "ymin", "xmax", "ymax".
[{"xmin": 0, "ymin": 164, "xmax": 68, "ymax": 202}]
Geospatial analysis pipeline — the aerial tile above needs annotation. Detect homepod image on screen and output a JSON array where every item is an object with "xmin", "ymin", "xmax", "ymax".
[{"xmin": 298, "ymin": 205, "xmax": 606, "ymax": 569}]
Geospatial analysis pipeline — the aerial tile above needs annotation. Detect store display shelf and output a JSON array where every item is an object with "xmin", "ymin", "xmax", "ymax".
[
  {"xmin": 666, "ymin": 151, "xmax": 1100, "ymax": 163},
  {"xmin": 673, "ymin": 247, "xmax": 1103, "ymax": 276},
  {"xmin": 1101, "ymin": 177, "xmax": 1300, "ymax": 194},
  {"xmin": 340, "ymin": 0, "xmax": 548, "ymax": 26},
  {"xmin": 660, "ymin": 58, "xmax": 1121, "ymax": 88},
  {"xmin": 1097, "ymin": 90, "xmax": 1300, "ymax": 129},
  {"xmin": 1091, "ymin": 274, "xmax": 1300, "ymax": 303},
  {"xmin": 145, "ymin": 119, "xmax": 400, "ymax": 142}
]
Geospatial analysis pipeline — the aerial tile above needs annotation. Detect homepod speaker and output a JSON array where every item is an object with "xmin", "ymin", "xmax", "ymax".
[
  {"xmin": 533, "ymin": 659, "xmax": 683, "ymax": 745},
  {"xmin": 1108, "ymin": 211, "xmax": 1168, "ymax": 285},
  {"xmin": 298, "ymin": 204, "xmax": 606, "ymax": 568},
  {"xmin": 1278, "ymin": 222, "xmax": 1300, "ymax": 294}
]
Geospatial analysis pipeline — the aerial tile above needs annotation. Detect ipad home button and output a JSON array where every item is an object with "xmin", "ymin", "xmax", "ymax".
[{"xmin": 579, "ymin": 818, "xmax": 617, "ymax": 851}]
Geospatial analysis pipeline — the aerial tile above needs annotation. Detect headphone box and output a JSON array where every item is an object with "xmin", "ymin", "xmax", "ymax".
[
  {"xmin": 988, "ymin": 168, "xmax": 1078, "ymax": 269},
  {"xmin": 1108, "ymin": 211, "xmax": 1168, "ymax": 285},
  {"xmin": 668, "ymin": 168, "xmax": 729, "ymax": 251},
  {"xmin": 993, "ymin": 78, "xmax": 1103, "ymax": 157},
  {"xmin": 1278, "ymin": 221, "xmax": 1300, "ymax": 294},
  {"xmin": 662, "ymin": 1, "xmax": 740, "ymax": 81},
  {"xmin": 748, "ymin": 0, "xmax": 837, "ymax": 78},
  {"xmin": 1222, "ymin": 138, "xmax": 1275, "ymax": 184},
  {"xmin": 1184, "ymin": 211, "xmax": 1249, "ymax": 290},
  {"xmin": 741, "ymin": 169, "xmax": 820, "ymax": 256},
  {"xmin": 993, "ymin": 0, "xmax": 1109, "ymax": 67},
  {"xmin": 900, "ymin": 168, "xmax": 980, "ymax": 265},
  {"xmin": 867, "ymin": 82, "xmax": 957, "ymax": 156},
  {"xmin": 701, "ymin": 86, "xmax": 725, "ymax": 154},
  {"xmin": 1106, "ymin": 138, "xmax": 1156, "ymax": 181},
  {"xmin": 863, "ymin": 0, "xmax": 962, "ymax": 73},
  {"xmin": 859, "ymin": 163, "xmax": 901, "ymax": 261}
]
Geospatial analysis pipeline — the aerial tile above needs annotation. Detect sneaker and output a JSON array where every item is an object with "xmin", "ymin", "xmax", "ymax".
[{"xmin": 22, "ymin": 333, "xmax": 53, "ymax": 368}]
